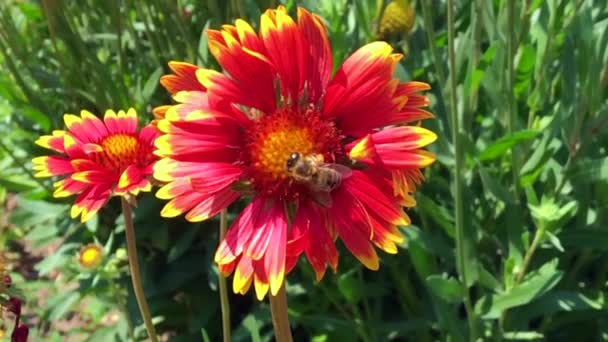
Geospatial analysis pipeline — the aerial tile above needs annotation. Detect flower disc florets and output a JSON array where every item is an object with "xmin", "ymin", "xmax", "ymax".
[{"xmin": 242, "ymin": 106, "xmax": 341, "ymax": 197}]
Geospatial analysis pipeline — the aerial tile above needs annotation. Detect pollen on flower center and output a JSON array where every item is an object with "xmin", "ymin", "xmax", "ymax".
[
  {"xmin": 244, "ymin": 108, "xmax": 342, "ymax": 195},
  {"xmin": 100, "ymin": 134, "xmax": 139, "ymax": 169},
  {"xmin": 255, "ymin": 125, "xmax": 314, "ymax": 180}
]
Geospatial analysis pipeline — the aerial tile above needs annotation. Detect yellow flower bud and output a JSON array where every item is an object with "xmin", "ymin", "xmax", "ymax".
[
  {"xmin": 79, "ymin": 243, "xmax": 104, "ymax": 270},
  {"xmin": 377, "ymin": 0, "xmax": 416, "ymax": 40}
]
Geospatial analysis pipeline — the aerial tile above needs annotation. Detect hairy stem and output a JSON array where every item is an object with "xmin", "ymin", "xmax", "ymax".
[
  {"xmin": 515, "ymin": 227, "xmax": 545, "ymax": 283},
  {"xmin": 447, "ymin": 0, "xmax": 477, "ymax": 340},
  {"xmin": 121, "ymin": 197, "xmax": 158, "ymax": 342},
  {"xmin": 420, "ymin": 0, "xmax": 447, "ymax": 87},
  {"xmin": 218, "ymin": 209, "xmax": 232, "ymax": 342},
  {"xmin": 269, "ymin": 284, "xmax": 293, "ymax": 342}
]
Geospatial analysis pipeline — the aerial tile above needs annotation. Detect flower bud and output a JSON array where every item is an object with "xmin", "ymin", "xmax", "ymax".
[
  {"xmin": 11, "ymin": 324, "xmax": 29, "ymax": 342},
  {"xmin": 377, "ymin": 0, "xmax": 415, "ymax": 40},
  {"xmin": 8, "ymin": 297, "xmax": 22, "ymax": 316},
  {"xmin": 78, "ymin": 243, "xmax": 104, "ymax": 270},
  {"xmin": 4, "ymin": 274, "xmax": 11, "ymax": 288}
]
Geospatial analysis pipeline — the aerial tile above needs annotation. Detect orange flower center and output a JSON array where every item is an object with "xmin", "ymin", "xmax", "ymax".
[
  {"xmin": 253, "ymin": 124, "xmax": 315, "ymax": 181},
  {"xmin": 244, "ymin": 108, "xmax": 342, "ymax": 196},
  {"xmin": 100, "ymin": 134, "xmax": 139, "ymax": 170}
]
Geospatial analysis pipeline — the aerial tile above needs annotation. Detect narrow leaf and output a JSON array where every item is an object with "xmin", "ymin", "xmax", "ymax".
[{"xmin": 478, "ymin": 130, "xmax": 538, "ymax": 161}]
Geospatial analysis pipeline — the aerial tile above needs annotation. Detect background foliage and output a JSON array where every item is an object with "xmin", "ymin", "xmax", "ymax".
[{"xmin": 0, "ymin": 0, "xmax": 607, "ymax": 341}]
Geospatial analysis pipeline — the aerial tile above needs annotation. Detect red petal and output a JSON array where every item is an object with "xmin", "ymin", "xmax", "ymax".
[
  {"xmin": 53, "ymin": 177, "xmax": 89, "ymax": 198},
  {"xmin": 294, "ymin": 203, "xmax": 338, "ymax": 281},
  {"xmin": 70, "ymin": 184, "xmax": 111, "ymax": 222},
  {"xmin": 115, "ymin": 165, "xmax": 144, "ymax": 194},
  {"xmin": 185, "ymin": 186, "xmax": 240, "ymax": 222},
  {"xmin": 32, "ymin": 156, "xmax": 74, "ymax": 177},
  {"xmin": 207, "ymin": 23, "xmax": 277, "ymax": 113},
  {"xmin": 323, "ymin": 42, "xmax": 404, "ymax": 136},
  {"xmin": 79, "ymin": 110, "xmax": 109, "ymax": 141},
  {"xmin": 244, "ymin": 200, "xmax": 277, "ymax": 260},
  {"xmin": 263, "ymin": 204, "xmax": 287, "ymax": 295},
  {"xmin": 233, "ymin": 256, "xmax": 254, "ymax": 294},
  {"xmin": 343, "ymin": 170, "xmax": 408, "ymax": 226},
  {"xmin": 215, "ymin": 198, "xmax": 265, "ymax": 264},
  {"xmin": 160, "ymin": 61, "xmax": 205, "ymax": 94},
  {"xmin": 35, "ymin": 130, "xmax": 66, "ymax": 153},
  {"xmin": 260, "ymin": 6, "xmax": 307, "ymax": 104},
  {"xmin": 331, "ymin": 185, "xmax": 380, "ymax": 270},
  {"xmin": 297, "ymin": 7, "xmax": 333, "ymax": 103},
  {"xmin": 347, "ymin": 126, "xmax": 437, "ymax": 169}
]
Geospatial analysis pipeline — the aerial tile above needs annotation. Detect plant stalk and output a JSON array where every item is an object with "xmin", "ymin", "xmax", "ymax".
[
  {"xmin": 218, "ymin": 209, "xmax": 232, "ymax": 342},
  {"xmin": 121, "ymin": 197, "xmax": 158, "ymax": 342},
  {"xmin": 506, "ymin": 0, "xmax": 521, "ymax": 199},
  {"xmin": 447, "ymin": 0, "xmax": 477, "ymax": 340},
  {"xmin": 420, "ymin": 0, "xmax": 447, "ymax": 87},
  {"xmin": 515, "ymin": 226, "xmax": 545, "ymax": 283},
  {"xmin": 269, "ymin": 283, "xmax": 293, "ymax": 342}
]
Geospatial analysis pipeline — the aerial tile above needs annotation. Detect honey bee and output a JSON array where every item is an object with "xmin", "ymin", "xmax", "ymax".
[{"xmin": 285, "ymin": 152, "xmax": 352, "ymax": 208}]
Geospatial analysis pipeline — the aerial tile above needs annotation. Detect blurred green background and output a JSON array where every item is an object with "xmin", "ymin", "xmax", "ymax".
[{"xmin": 1, "ymin": 0, "xmax": 607, "ymax": 341}]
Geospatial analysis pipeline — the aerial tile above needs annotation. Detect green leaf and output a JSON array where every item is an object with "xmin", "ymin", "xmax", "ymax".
[
  {"xmin": 47, "ymin": 291, "xmax": 81, "ymax": 320},
  {"xmin": 416, "ymin": 194, "xmax": 455, "ymax": 238},
  {"xmin": 503, "ymin": 331, "xmax": 544, "ymax": 340},
  {"xmin": 399, "ymin": 225, "xmax": 453, "ymax": 260},
  {"xmin": 19, "ymin": 106, "xmax": 51, "ymax": 131},
  {"xmin": 477, "ymin": 129, "xmax": 539, "ymax": 161},
  {"xmin": 512, "ymin": 290, "xmax": 604, "ymax": 322},
  {"xmin": 167, "ymin": 226, "xmax": 200, "ymax": 262},
  {"xmin": 337, "ymin": 270, "xmax": 363, "ymax": 304},
  {"xmin": 544, "ymin": 231, "xmax": 564, "ymax": 252},
  {"xmin": 475, "ymin": 259, "xmax": 563, "ymax": 318},
  {"xmin": 425, "ymin": 275, "xmax": 466, "ymax": 304},
  {"xmin": 35, "ymin": 243, "xmax": 80, "ymax": 276},
  {"xmin": 568, "ymin": 157, "xmax": 608, "ymax": 185},
  {"xmin": 478, "ymin": 265, "xmax": 502, "ymax": 291},
  {"xmin": 141, "ymin": 66, "xmax": 163, "ymax": 104},
  {"xmin": 241, "ymin": 314, "xmax": 262, "ymax": 342},
  {"xmin": 201, "ymin": 328, "xmax": 211, "ymax": 342},
  {"xmin": 197, "ymin": 20, "xmax": 211, "ymax": 66},
  {"xmin": 87, "ymin": 328, "xmax": 117, "ymax": 342},
  {"xmin": 478, "ymin": 165, "xmax": 515, "ymax": 203},
  {"xmin": 559, "ymin": 229, "xmax": 608, "ymax": 250},
  {"xmin": 0, "ymin": 175, "xmax": 38, "ymax": 192}
]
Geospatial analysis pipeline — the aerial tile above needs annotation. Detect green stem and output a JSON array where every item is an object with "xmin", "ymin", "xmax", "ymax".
[
  {"xmin": 446, "ymin": 0, "xmax": 477, "ymax": 340},
  {"xmin": 386, "ymin": 259, "xmax": 415, "ymax": 316},
  {"xmin": 499, "ymin": 1, "xmax": 522, "ymax": 335},
  {"xmin": 507, "ymin": 0, "xmax": 520, "ymax": 198},
  {"xmin": 515, "ymin": 226, "xmax": 545, "ymax": 284},
  {"xmin": 218, "ymin": 209, "xmax": 231, "ymax": 342},
  {"xmin": 465, "ymin": 0, "xmax": 482, "ymax": 131},
  {"xmin": 111, "ymin": 281, "xmax": 135, "ymax": 341},
  {"xmin": 319, "ymin": 283, "xmax": 372, "ymax": 342},
  {"xmin": 269, "ymin": 283, "xmax": 294, "ymax": 342},
  {"xmin": 420, "ymin": 0, "xmax": 447, "ymax": 87},
  {"xmin": 357, "ymin": 269, "xmax": 375, "ymax": 340},
  {"xmin": 121, "ymin": 197, "xmax": 158, "ymax": 342}
]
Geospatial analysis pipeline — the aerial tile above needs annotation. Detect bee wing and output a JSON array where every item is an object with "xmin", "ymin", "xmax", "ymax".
[
  {"xmin": 310, "ymin": 190, "xmax": 333, "ymax": 208},
  {"xmin": 325, "ymin": 163, "xmax": 353, "ymax": 179}
]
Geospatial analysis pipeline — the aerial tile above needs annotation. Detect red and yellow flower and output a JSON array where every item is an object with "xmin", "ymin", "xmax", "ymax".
[
  {"xmin": 33, "ymin": 109, "xmax": 159, "ymax": 222},
  {"xmin": 155, "ymin": 6, "xmax": 436, "ymax": 300}
]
